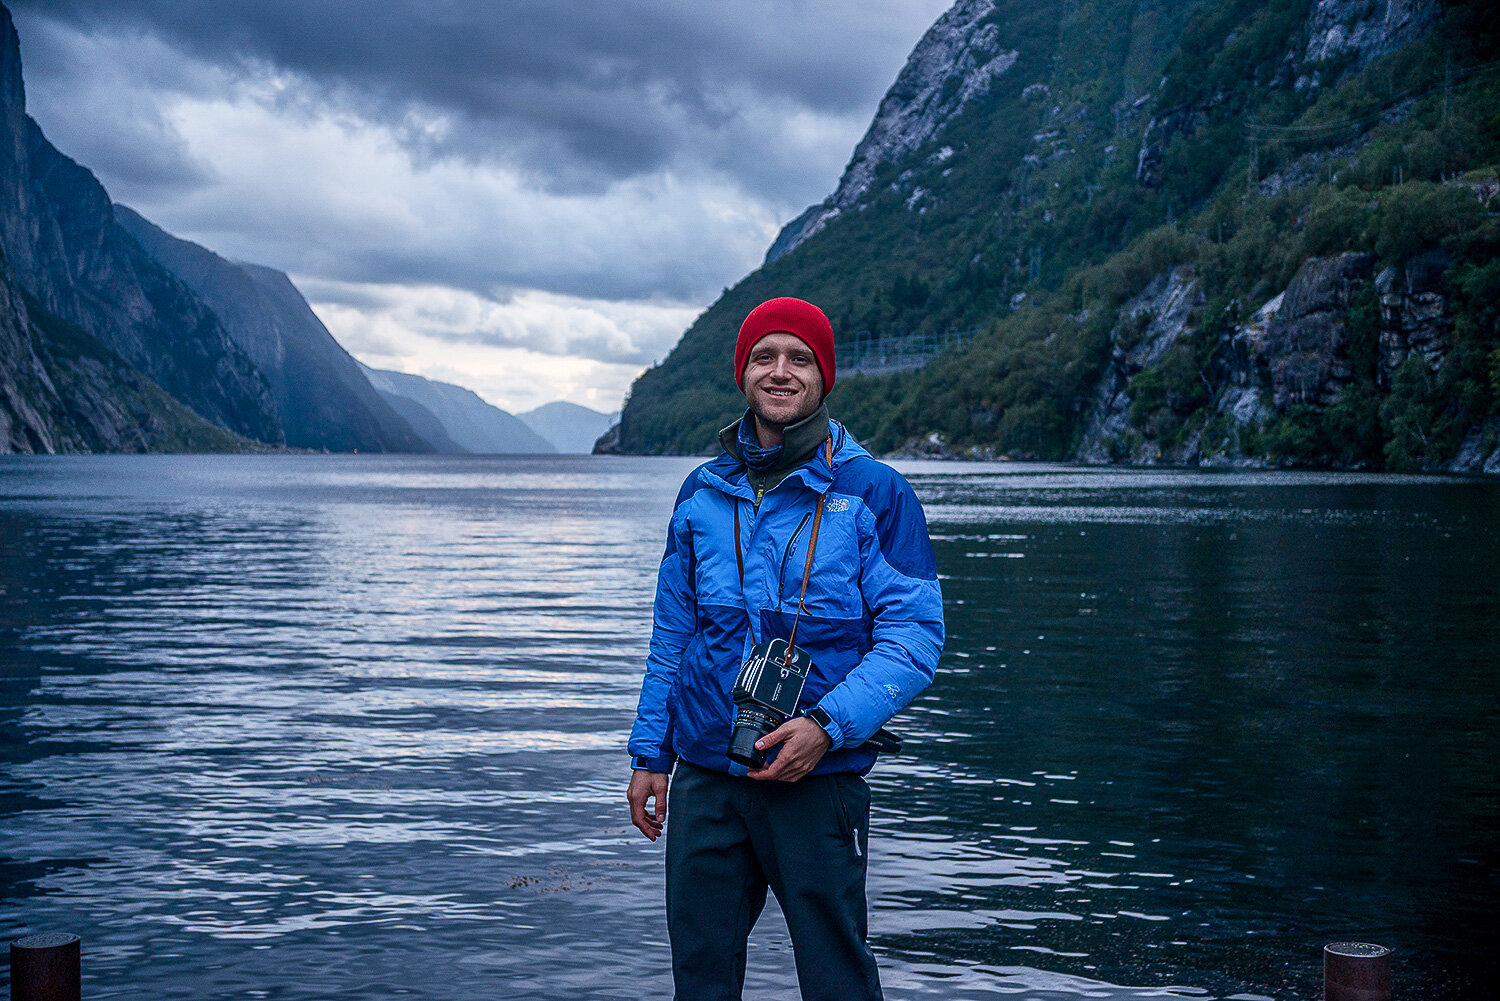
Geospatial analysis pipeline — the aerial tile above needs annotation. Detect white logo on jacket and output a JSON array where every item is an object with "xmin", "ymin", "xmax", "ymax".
[{"xmin": 824, "ymin": 497, "xmax": 850, "ymax": 513}]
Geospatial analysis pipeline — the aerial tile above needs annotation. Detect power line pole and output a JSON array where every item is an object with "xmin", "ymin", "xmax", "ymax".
[{"xmin": 1443, "ymin": 51, "xmax": 1452, "ymax": 124}]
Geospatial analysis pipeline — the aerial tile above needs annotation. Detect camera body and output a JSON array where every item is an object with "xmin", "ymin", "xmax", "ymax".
[{"xmin": 727, "ymin": 638, "xmax": 811, "ymax": 768}]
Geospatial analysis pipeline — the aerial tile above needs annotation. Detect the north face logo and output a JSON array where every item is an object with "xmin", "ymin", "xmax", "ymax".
[{"xmin": 824, "ymin": 497, "xmax": 850, "ymax": 513}]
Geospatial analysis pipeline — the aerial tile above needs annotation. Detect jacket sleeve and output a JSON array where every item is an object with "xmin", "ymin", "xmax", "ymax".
[
  {"xmin": 627, "ymin": 476, "xmax": 698, "ymax": 771},
  {"xmin": 813, "ymin": 469, "xmax": 943, "ymax": 749}
]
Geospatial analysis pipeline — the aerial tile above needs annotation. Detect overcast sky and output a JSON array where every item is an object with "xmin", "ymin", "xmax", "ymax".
[{"xmin": 10, "ymin": 1, "xmax": 951, "ymax": 414}]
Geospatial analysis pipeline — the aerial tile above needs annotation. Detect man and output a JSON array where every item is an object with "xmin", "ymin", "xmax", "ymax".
[{"xmin": 626, "ymin": 296, "xmax": 944, "ymax": 1001}]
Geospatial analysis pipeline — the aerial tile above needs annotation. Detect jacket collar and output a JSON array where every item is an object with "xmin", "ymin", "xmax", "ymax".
[
  {"xmin": 704, "ymin": 414, "xmax": 861, "ymax": 499},
  {"xmin": 720, "ymin": 404, "xmax": 829, "ymax": 479}
]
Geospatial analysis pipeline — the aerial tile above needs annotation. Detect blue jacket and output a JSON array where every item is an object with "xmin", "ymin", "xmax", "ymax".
[{"xmin": 628, "ymin": 420, "xmax": 944, "ymax": 777}]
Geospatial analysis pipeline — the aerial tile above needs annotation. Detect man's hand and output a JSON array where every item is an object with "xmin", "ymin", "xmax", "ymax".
[
  {"xmin": 627, "ymin": 769, "xmax": 669, "ymax": 841},
  {"xmin": 747, "ymin": 716, "xmax": 832, "ymax": 782}
]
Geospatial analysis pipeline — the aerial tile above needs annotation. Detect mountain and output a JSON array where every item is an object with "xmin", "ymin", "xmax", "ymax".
[
  {"xmin": 614, "ymin": 0, "xmax": 1500, "ymax": 474},
  {"xmin": 0, "ymin": 3, "xmax": 281, "ymax": 446},
  {"xmin": 765, "ymin": 0, "xmax": 1022, "ymax": 265},
  {"xmin": 0, "ymin": 258, "xmax": 261, "ymax": 453},
  {"xmin": 360, "ymin": 365, "xmax": 555, "ymax": 454},
  {"xmin": 517, "ymin": 401, "xmax": 617, "ymax": 453},
  {"xmin": 114, "ymin": 206, "xmax": 432, "ymax": 453}
]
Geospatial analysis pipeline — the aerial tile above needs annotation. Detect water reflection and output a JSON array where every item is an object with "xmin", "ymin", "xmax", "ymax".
[{"xmin": 1, "ymin": 456, "xmax": 1496, "ymax": 999}]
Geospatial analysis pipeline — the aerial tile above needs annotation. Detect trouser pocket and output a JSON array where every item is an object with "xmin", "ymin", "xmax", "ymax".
[{"xmin": 825, "ymin": 772, "xmax": 871, "ymax": 854}]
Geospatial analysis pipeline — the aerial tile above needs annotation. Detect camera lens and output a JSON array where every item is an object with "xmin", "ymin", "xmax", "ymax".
[{"xmin": 726, "ymin": 706, "xmax": 776, "ymax": 767}]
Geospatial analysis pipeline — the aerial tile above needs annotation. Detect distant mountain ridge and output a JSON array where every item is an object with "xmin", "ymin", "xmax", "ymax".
[
  {"xmin": 517, "ymin": 401, "xmax": 616, "ymax": 453},
  {"xmin": 114, "ymin": 205, "xmax": 432, "ymax": 454},
  {"xmin": 360, "ymin": 365, "xmax": 555, "ymax": 454}
]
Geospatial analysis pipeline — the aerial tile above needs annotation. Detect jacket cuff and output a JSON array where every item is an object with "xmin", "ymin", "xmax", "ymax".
[
  {"xmin": 632, "ymin": 753, "xmax": 675, "ymax": 773},
  {"xmin": 805, "ymin": 705, "xmax": 844, "ymax": 750}
]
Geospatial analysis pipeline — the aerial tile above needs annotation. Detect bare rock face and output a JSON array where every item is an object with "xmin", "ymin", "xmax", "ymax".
[
  {"xmin": 1262, "ymin": 252, "xmax": 1376, "ymax": 407},
  {"xmin": 0, "ymin": 251, "xmax": 256, "ymax": 454},
  {"xmin": 1135, "ymin": 104, "xmax": 1207, "ymax": 189},
  {"xmin": 765, "ymin": 0, "xmax": 1017, "ymax": 263},
  {"xmin": 1077, "ymin": 265, "xmax": 1203, "ymax": 462},
  {"xmin": 1074, "ymin": 249, "xmax": 1467, "ymax": 468},
  {"xmin": 1449, "ymin": 418, "xmax": 1500, "ymax": 475},
  {"xmin": 590, "ymin": 421, "xmax": 623, "ymax": 455},
  {"xmin": 1303, "ymin": 0, "xmax": 1442, "ymax": 69},
  {"xmin": 1375, "ymin": 250, "xmax": 1450, "ymax": 385},
  {"xmin": 0, "ymin": 260, "xmax": 64, "ymax": 453}
]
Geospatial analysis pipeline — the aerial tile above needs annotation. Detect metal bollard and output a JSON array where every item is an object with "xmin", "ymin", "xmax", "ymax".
[
  {"xmin": 1324, "ymin": 941, "xmax": 1391, "ymax": 1001},
  {"xmin": 9, "ymin": 932, "xmax": 81, "ymax": 1001}
]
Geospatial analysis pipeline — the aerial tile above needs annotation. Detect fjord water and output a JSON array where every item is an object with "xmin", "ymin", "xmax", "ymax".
[{"xmin": 1, "ymin": 455, "xmax": 1496, "ymax": 1000}]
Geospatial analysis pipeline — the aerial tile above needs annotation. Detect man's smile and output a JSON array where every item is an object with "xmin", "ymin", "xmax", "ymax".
[{"xmin": 741, "ymin": 331, "xmax": 825, "ymax": 443}]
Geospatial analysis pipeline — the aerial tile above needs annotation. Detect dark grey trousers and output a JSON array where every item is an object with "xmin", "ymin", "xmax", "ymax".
[{"xmin": 664, "ymin": 761, "xmax": 882, "ymax": 1001}]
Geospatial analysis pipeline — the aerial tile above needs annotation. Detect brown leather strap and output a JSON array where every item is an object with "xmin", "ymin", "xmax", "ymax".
[
  {"xmin": 785, "ymin": 439, "xmax": 834, "ymax": 658},
  {"xmin": 733, "ymin": 438, "xmax": 835, "ymax": 664}
]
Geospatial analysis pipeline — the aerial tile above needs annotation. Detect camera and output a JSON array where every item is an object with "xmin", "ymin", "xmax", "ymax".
[{"xmin": 726, "ymin": 638, "xmax": 811, "ymax": 768}]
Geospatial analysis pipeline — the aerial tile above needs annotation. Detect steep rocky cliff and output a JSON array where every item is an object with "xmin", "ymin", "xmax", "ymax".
[
  {"xmin": 0, "ymin": 3, "xmax": 282, "ymax": 447},
  {"xmin": 766, "ymin": 0, "xmax": 1018, "ymax": 263},
  {"xmin": 115, "ymin": 207, "xmax": 431, "ymax": 453},
  {"xmin": 1302, "ymin": 0, "xmax": 1441, "ymax": 68},
  {"xmin": 1075, "ymin": 247, "xmax": 1499, "ymax": 473},
  {"xmin": 0, "ymin": 252, "xmax": 261, "ymax": 454}
]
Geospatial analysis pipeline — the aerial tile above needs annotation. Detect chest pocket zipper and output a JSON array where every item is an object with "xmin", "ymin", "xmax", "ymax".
[{"xmin": 776, "ymin": 513, "xmax": 812, "ymax": 610}]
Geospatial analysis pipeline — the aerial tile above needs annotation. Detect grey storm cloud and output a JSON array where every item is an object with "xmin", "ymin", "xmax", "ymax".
[{"xmin": 11, "ymin": 0, "xmax": 948, "ymax": 198}]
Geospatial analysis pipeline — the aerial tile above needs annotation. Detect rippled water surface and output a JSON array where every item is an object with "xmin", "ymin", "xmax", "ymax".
[{"xmin": 2, "ymin": 455, "xmax": 1497, "ymax": 999}]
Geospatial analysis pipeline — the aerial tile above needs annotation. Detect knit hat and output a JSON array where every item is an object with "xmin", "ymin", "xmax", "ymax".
[{"xmin": 734, "ymin": 297, "xmax": 836, "ymax": 394}]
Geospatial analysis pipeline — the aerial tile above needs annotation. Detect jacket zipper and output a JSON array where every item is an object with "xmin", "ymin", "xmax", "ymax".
[{"xmin": 776, "ymin": 512, "xmax": 813, "ymax": 610}]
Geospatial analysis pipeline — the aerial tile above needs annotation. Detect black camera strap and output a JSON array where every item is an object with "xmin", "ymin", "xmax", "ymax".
[{"xmin": 733, "ymin": 439, "xmax": 834, "ymax": 664}]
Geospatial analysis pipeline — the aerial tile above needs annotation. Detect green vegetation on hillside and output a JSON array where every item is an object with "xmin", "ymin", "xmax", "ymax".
[{"xmin": 619, "ymin": 0, "xmax": 1500, "ymax": 470}]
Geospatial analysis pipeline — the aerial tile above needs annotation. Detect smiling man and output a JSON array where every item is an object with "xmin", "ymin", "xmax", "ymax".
[{"xmin": 626, "ymin": 297, "xmax": 945, "ymax": 1000}]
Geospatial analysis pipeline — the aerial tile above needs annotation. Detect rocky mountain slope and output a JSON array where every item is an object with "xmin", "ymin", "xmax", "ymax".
[
  {"xmin": 765, "ymin": 0, "xmax": 1020, "ymax": 263},
  {"xmin": 613, "ymin": 0, "xmax": 1499, "ymax": 474},
  {"xmin": 0, "ymin": 253, "xmax": 261, "ymax": 454},
  {"xmin": 114, "ymin": 206, "xmax": 431, "ymax": 454}
]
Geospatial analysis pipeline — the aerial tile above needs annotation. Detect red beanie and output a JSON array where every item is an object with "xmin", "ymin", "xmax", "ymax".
[{"xmin": 734, "ymin": 297, "xmax": 836, "ymax": 393}]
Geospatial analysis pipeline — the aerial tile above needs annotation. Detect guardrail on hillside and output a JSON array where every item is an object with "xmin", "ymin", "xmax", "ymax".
[{"xmin": 837, "ymin": 328, "xmax": 978, "ymax": 376}]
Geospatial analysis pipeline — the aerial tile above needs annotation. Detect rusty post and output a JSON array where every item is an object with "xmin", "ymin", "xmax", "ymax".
[
  {"xmin": 1324, "ymin": 941, "xmax": 1391, "ymax": 1001},
  {"xmin": 9, "ymin": 932, "xmax": 80, "ymax": 1001}
]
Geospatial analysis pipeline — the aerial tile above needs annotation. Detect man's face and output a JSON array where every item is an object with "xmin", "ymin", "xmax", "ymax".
[{"xmin": 741, "ymin": 332, "xmax": 824, "ymax": 431}]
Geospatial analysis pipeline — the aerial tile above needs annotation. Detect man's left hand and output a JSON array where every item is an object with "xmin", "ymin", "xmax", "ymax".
[{"xmin": 747, "ymin": 716, "xmax": 832, "ymax": 782}]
